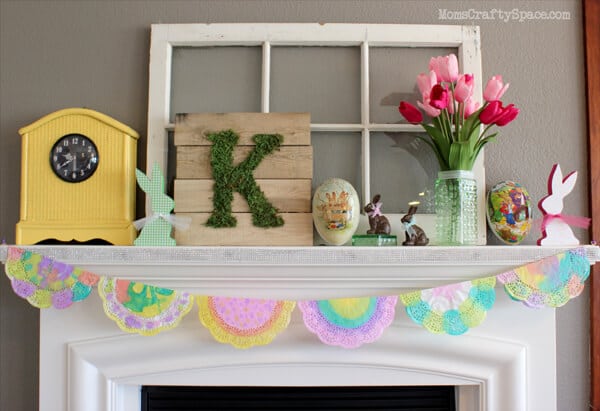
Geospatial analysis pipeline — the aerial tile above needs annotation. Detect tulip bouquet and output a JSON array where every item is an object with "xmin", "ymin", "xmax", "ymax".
[{"xmin": 399, "ymin": 53, "xmax": 519, "ymax": 171}]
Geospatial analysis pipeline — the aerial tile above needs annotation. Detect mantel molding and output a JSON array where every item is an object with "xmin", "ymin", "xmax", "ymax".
[
  {"xmin": 2, "ymin": 245, "xmax": 598, "ymax": 299},
  {"xmin": 13, "ymin": 243, "xmax": 590, "ymax": 411}
]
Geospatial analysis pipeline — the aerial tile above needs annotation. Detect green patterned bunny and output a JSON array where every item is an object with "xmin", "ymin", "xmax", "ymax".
[{"xmin": 134, "ymin": 163, "xmax": 177, "ymax": 246}]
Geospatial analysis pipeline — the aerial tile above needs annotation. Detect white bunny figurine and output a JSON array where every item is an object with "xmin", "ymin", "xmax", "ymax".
[{"xmin": 537, "ymin": 164, "xmax": 580, "ymax": 246}]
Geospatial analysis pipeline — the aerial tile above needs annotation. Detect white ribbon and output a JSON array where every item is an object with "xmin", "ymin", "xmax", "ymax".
[
  {"xmin": 133, "ymin": 213, "xmax": 192, "ymax": 231},
  {"xmin": 403, "ymin": 218, "xmax": 417, "ymax": 237}
]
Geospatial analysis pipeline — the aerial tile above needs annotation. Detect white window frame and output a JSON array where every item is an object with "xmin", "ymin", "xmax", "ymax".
[{"xmin": 147, "ymin": 23, "xmax": 486, "ymax": 244}]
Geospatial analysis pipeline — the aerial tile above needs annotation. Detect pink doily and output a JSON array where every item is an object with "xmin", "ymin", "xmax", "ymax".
[
  {"xmin": 198, "ymin": 296, "xmax": 295, "ymax": 349},
  {"xmin": 298, "ymin": 296, "xmax": 397, "ymax": 348}
]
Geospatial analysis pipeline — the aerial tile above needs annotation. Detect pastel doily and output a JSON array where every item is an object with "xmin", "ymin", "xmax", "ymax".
[
  {"xmin": 197, "ymin": 296, "xmax": 295, "ymax": 349},
  {"xmin": 400, "ymin": 277, "xmax": 496, "ymax": 335},
  {"xmin": 4, "ymin": 247, "xmax": 99, "ymax": 309},
  {"xmin": 497, "ymin": 248, "xmax": 589, "ymax": 308},
  {"xmin": 298, "ymin": 296, "xmax": 397, "ymax": 348},
  {"xmin": 99, "ymin": 278, "xmax": 193, "ymax": 336}
]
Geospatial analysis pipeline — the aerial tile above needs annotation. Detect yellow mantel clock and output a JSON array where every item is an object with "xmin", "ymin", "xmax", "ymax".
[{"xmin": 16, "ymin": 108, "xmax": 139, "ymax": 245}]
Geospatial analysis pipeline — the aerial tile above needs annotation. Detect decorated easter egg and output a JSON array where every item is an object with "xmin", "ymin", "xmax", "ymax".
[
  {"xmin": 486, "ymin": 181, "xmax": 532, "ymax": 245},
  {"xmin": 312, "ymin": 178, "xmax": 360, "ymax": 245}
]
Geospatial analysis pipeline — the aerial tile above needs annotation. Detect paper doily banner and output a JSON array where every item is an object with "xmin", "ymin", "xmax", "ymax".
[
  {"xmin": 497, "ymin": 248, "xmax": 590, "ymax": 308},
  {"xmin": 197, "ymin": 296, "xmax": 295, "ymax": 348},
  {"xmin": 4, "ymin": 247, "xmax": 99, "ymax": 309},
  {"xmin": 99, "ymin": 278, "xmax": 193, "ymax": 336},
  {"xmin": 400, "ymin": 277, "xmax": 496, "ymax": 335},
  {"xmin": 298, "ymin": 296, "xmax": 398, "ymax": 348},
  {"xmin": 1, "ymin": 246, "xmax": 594, "ymax": 347}
]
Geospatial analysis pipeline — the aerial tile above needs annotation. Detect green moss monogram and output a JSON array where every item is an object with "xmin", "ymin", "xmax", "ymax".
[{"xmin": 206, "ymin": 129, "xmax": 284, "ymax": 228}]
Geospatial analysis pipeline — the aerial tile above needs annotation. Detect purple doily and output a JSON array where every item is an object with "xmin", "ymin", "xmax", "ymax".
[{"xmin": 298, "ymin": 296, "xmax": 397, "ymax": 348}]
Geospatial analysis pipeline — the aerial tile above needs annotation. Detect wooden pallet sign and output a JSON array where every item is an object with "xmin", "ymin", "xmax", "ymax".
[{"xmin": 173, "ymin": 113, "xmax": 313, "ymax": 246}]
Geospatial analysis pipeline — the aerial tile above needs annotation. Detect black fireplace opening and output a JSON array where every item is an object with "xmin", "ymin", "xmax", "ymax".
[{"xmin": 141, "ymin": 385, "xmax": 456, "ymax": 410}]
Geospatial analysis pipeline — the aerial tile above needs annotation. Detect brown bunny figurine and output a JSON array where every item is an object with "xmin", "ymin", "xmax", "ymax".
[
  {"xmin": 401, "ymin": 205, "xmax": 429, "ymax": 246},
  {"xmin": 364, "ymin": 194, "xmax": 391, "ymax": 235}
]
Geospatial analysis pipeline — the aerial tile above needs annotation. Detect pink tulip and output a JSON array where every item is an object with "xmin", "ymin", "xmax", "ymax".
[
  {"xmin": 484, "ymin": 75, "xmax": 510, "ymax": 102},
  {"xmin": 398, "ymin": 101, "xmax": 423, "ymax": 124},
  {"xmin": 463, "ymin": 96, "xmax": 480, "ymax": 118},
  {"xmin": 479, "ymin": 101, "xmax": 502, "ymax": 124},
  {"xmin": 495, "ymin": 104, "xmax": 519, "ymax": 126},
  {"xmin": 429, "ymin": 84, "xmax": 449, "ymax": 110},
  {"xmin": 418, "ymin": 99, "xmax": 441, "ymax": 117},
  {"xmin": 429, "ymin": 54, "xmax": 459, "ymax": 83},
  {"xmin": 480, "ymin": 100, "xmax": 519, "ymax": 126},
  {"xmin": 446, "ymin": 91, "xmax": 455, "ymax": 115},
  {"xmin": 417, "ymin": 70, "xmax": 437, "ymax": 97},
  {"xmin": 454, "ymin": 74, "xmax": 474, "ymax": 103}
]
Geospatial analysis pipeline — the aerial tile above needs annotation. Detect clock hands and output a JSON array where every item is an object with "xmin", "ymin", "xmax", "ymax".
[
  {"xmin": 58, "ymin": 153, "xmax": 74, "ymax": 169},
  {"xmin": 58, "ymin": 151, "xmax": 92, "ymax": 171}
]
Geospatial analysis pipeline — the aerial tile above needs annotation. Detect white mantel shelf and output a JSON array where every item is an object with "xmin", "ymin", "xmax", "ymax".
[{"xmin": 1, "ymin": 244, "xmax": 598, "ymax": 299}]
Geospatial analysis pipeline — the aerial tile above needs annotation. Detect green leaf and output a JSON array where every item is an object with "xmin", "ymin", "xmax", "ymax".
[
  {"xmin": 422, "ymin": 123, "xmax": 444, "ymax": 142},
  {"xmin": 415, "ymin": 134, "xmax": 450, "ymax": 170},
  {"xmin": 462, "ymin": 113, "xmax": 483, "ymax": 142},
  {"xmin": 448, "ymin": 141, "xmax": 474, "ymax": 171},
  {"xmin": 473, "ymin": 133, "xmax": 497, "ymax": 162},
  {"xmin": 432, "ymin": 115, "xmax": 451, "ymax": 144},
  {"xmin": 468, "ymin": 124, "xmax": 482, "ymax": 153},
  {"xmin": 422, "ymin": 123, "xmax": 450, "ymax": 162}
]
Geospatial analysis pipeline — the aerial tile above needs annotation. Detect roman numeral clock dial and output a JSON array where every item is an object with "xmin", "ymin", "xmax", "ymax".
[{"xmin": 50, "ymin": 133, "xmax": 99, "ymax": 182}]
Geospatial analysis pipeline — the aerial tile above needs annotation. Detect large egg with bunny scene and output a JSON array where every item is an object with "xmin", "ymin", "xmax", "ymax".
[
  {"xmin": 312, "ymin": 178, "xmax": 360, "ymax": 245},
  {"xmin": 486, "ymin": 180, "xmax": 532, "ymax": 245}
]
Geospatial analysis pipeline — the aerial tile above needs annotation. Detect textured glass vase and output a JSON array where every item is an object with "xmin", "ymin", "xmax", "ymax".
[{"xmin": 434, "ymin": 170, "xmax": 478, "ymax": 245}]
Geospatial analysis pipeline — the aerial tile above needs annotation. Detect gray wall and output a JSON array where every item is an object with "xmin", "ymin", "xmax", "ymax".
[{"xmin": 0, "ymin": 1, "xmax": 589, "ymax": 410}]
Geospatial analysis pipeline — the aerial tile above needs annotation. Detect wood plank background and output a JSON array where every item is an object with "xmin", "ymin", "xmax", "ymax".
[
  {"xmin": 174, "ymin": 213, "xmax": 313, "ymax": 246},
  {"xmin": 175, "ymin": 112, "xmax": 311, "ymax": 146},
  {"xmin": 176, "ymin": 146, "xmax": 313, "ymax": 179},
  {"xmin": 174, "ymin": 179, "xmax": 311, "ymax": 213},
  {"xmin": 174, "ymin": 112, "xmax": 313, "ymax": 246}
]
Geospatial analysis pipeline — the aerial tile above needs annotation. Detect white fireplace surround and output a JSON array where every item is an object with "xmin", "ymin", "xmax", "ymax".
[{"xmin": 3, "ymin": 245, "xmax": 597, "ymax": 411}]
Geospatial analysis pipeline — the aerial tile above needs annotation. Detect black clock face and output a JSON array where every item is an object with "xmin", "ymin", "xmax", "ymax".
[{"xmin": 50, "ymin": 134, "xmax": 99, "ymax": 183}]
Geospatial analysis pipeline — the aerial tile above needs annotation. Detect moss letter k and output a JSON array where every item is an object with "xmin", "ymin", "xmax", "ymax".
[{"xmin": 206, "ymin": 129, "xmax": 285, "ymax": 228}]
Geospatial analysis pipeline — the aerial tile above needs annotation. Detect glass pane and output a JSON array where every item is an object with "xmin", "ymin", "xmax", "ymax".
[
  {"xmin": 369, "ymin": 132, "xmax": 438, "ymax": 214},
  {"xmin": 170, "ymin": 47, "xmax": 262, "ymax": 122},
  {"xmin": 271, "ymin": 47, "xmax": 361, "ymax": 124},
  {"xmin": 312, "ymin": 132, "xmax": 362, "ymax": 200},
  {"xmin": 369, "ymin": 47, "xmax": 457, "ymax": 124}
]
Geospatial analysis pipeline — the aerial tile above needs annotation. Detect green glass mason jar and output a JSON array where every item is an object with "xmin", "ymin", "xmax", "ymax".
[{"xmin": 434, "ymin": 170, "xmax": 478, "ymax": 245}]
